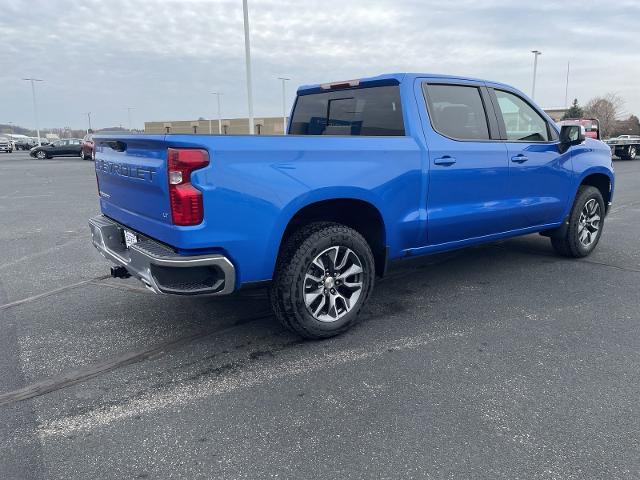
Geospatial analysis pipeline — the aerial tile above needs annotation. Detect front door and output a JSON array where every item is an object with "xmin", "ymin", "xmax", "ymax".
[
  {"xmin": 56, "ymin": 140, "xmax": 70, "ymax": 156},
  {"xmin": 419, "ymin": 81, "xmax": 510, "ymax": 246},
  {"xmin": 490, "ymin": 88, "xmax": 573, "ymax": 229}
]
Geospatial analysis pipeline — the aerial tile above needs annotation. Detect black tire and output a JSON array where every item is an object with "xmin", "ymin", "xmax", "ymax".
[
  {"xmin": 36, "ymin": 151, "xmax": 47, "ymax": 160},
  {"xmin": 270, "ymin": 222, "xmax": 375, "ymax": 339},
  {"xmin": 550, "ymin": 186, "xmax": 605, "ymax": 258},
  {"xmin": 627, "ymin": 146, "xmax": 637, "ymax": 160}
]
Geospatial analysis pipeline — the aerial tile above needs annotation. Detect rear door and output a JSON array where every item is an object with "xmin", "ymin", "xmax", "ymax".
[
  {"xmin": 418, "ymin": 79, "xmax": 510, "ymax": 246},
  {"xmin": 489, "ymin": 88, "xmax": 572, "ymax": 228},
  {"xmin": 69, "ymin": 139, "xmax": 82, "ymax": 155}
]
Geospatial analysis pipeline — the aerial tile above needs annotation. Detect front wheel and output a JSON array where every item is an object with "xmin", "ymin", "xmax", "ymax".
[
  {"xmin": 270, "ymin": 222, "xmax": 375, "ymax": 339},
  {"xmin": 551, "ymin": 186, "xmax": 605, "ymax": 258},
  {"xmin": 36, "ymin": 150, "xmax": 47, "ymax": 159}
]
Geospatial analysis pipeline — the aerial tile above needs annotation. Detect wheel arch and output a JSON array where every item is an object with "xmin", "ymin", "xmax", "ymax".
[
  {"xmin": 578, "ymin": 170, "xmax": 613, "ymax": 213},
  {"xmin": 273, "ymin": 195, "xmax": 388, "ymax": 277}
]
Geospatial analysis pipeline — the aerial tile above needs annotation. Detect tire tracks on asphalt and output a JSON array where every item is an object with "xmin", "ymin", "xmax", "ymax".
[{"xmin": 0, "ymin": 311, "xmax": 273, "ymax": 407}]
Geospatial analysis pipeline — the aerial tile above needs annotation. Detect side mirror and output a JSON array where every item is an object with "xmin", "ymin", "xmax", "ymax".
[
  {"xmin": 559, "ymin": 125, "xmax": 585, "ymax": 153},
  {"xmin": 560, "ymin": 124, "xmax": 585, "ymax": 144}
]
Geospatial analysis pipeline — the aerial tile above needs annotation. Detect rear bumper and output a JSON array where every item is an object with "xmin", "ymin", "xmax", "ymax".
[{"xmin": 88, "ymin": 215, "xmax": 236, "ymax": 295}]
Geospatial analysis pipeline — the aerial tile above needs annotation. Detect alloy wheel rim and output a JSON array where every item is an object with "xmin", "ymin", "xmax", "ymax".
[
  {"xmin": 37, "ymin": 151, "xmax": 45, "ymax": 159},
  {"xmin": 303, "ymin": 246, "xmax": 364, "ymax": 323},
  {"xmin": 578, "ymin": 198, "xmax": 601, "ymax": 247}
]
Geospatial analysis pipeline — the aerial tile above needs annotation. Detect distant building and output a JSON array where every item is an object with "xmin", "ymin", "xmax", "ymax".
[
  {"xmin": 145, "ymin": 117, "xmax": 288, "ymax": 135},
  {"xmin": 544, "ymin": 108, "xmax": 568, "ymax": 122}
]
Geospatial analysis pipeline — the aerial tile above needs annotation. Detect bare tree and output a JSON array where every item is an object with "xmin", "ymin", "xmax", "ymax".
[{"xmin": 584, "ymin": 93, "xmax": 625, "ymax": 138}]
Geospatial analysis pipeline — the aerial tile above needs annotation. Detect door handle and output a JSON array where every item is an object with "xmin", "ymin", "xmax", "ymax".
[
  {"xmin": 434, "ymin": 155, "xmax": 456, "ymax": 166},
  {"xmin": 511, "ymin": 154, "xmax": 528, "ymax": 163}
]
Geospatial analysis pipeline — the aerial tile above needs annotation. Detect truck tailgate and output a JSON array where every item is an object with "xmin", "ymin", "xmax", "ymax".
[{"xmin": 94, "ymin": 136, "xmax": 170, "ymax": 225}]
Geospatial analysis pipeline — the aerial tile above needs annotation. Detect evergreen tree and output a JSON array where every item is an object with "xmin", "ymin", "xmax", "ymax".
[{"xmin": 562, "ymin": 99, "xmax": 584, "ymax": 119}]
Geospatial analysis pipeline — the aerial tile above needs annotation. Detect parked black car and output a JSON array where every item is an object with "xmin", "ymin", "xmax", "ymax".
[{"xmin": 30, "ymin": 139, "xmax": 83, "ymax": 159}]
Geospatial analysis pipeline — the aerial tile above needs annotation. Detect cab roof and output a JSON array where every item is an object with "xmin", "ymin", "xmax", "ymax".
[{"xmin": 296, "ymin": 73, "xmax": 513, "ymax": 95}]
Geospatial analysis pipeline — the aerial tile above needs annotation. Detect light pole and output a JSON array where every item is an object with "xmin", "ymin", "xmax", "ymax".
[
  {"xmin": 23, "ymin": 77, "xmax": 43, "ymax": 146},
  {"xmin": 242, "ymin": 0, "xmax": 255, "ymax": 134},
  {"xmin": 278, "ymin": 77, "xmax": 290, "ymax": 135},
  {"xmin": 530, "ymin": 50, "xmax": 542, "ymax": 100},
  {"xmin": 564, "ymin": 61, "xmax": 570, "ymax": 108},
  {"xmin": 127, "ymin": 107, "xmax": 134, "ymax": 131},
  {"xmin": 210, "ymin": 92, "xmax": 223, "ymax": 134},
  {"xmin": 85, "ymin": 112, "xmax": 92, "ymax": 133}
]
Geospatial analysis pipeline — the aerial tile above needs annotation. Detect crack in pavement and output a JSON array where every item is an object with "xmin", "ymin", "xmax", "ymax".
[
  {"xmin": 0, "ymin": 275, "xmax": 111, "ymax": 311},
  {"xmin": 0, "ymin": 236, "xmax": 86, "ymax": 271}
]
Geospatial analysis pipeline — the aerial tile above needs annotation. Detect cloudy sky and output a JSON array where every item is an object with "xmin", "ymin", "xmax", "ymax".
[{"xmin": 1, "ymin": 0, "xmax": 638, "ymax": 130}]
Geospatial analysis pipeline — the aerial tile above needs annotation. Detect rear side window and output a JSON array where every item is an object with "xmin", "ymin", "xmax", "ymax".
[
  {"xmin": 290, "ymin": 85, "xmax": 405, "ymax": 136},
  {"xmin": 424, "ymin": 84, "xmax": 490, "ymax": 140},
  {"xmin": 494, "ymin": 90, "xmax": 549, "ymax": 142}
]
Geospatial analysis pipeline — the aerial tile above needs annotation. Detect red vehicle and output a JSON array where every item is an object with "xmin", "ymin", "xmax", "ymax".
[
  {"xmin": 81, "ymin": 133, "xmax": 94, "ymax": 160},
  {"xmin": 557, "ymin": 118, "xmax": 600, "ymax": 140}
]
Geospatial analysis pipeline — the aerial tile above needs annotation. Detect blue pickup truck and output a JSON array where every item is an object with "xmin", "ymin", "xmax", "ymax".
[{"xmin": 89, "ymin": 73, "xmax": 614, "ymax": 339}]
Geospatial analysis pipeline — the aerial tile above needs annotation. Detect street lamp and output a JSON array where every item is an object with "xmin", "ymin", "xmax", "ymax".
[
  {"xmin": 22, "ymin": 77, "xmax": 43, "ymax": 146},
  {"xmin": 242, "ymin": 0, "xmax": 255, "ymax": 134},
  {"xmin": 85, "ymin": 112, "xmax": 92, "ymax": 133},
  {"xmin": 564, "ymin": 61, "xmax": 570, "ymax": 108},
  {"xmin": 210, "ymin": 92, "xmax": 223, "ymax": 134},
  {"xmin": 278, "ymin": 77, "xmax": 290, "ymax": 135},
  {"xmin": 127, "ymin": 107, "xmax": 134, "ymax": 131},
  {"xmin": 531, "ymin": 50, "xmax": 542, "ymax": 100}
]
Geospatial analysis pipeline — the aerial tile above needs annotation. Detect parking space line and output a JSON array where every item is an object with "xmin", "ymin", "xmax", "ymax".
[
  {"xmin": 0, "ymin": 311, "xmax": 273, "ymax": 407},
  {"xmin": 0, "ymin": 275, "xmax": 110, "ymax": 311}
]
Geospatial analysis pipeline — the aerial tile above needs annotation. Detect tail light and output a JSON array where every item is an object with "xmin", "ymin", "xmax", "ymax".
[{"xmin": 167, "ymin": 148, "xmax": 209, "ymax": 226}]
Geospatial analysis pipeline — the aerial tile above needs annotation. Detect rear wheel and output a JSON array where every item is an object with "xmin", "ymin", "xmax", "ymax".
[
  {"xmin": 627, "ymin": 145, "xmax": 637, "ymax": 160},
  {"xmin": 550, "ymin": 186, "xmax": 605, "ymax": 258},
  {"xmin": 270, "ymin": 222, "xmax": 375, "ymax": 339}
]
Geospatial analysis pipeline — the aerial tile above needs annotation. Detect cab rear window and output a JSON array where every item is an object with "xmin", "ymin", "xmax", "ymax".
[{"xmin": 290, "ymin": 85, "xmax": 405, "ymax": 136}]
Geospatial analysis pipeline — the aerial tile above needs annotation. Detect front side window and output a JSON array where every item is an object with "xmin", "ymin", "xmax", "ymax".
[
  {"xmin": 494, "ymin": 90, "xmax": 549, "ymax": 142},
  {"xmin": 290, "ymin": 85, "xmax": 405, "ymax": 136},
  {"xmin": 424, "ymin": 84, "xmax": 490, "ymax": 140}
]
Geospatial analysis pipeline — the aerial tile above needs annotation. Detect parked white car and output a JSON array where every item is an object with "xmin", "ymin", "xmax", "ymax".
[{"xmin": 0, "ymin": 136, "xmax": 13, "ymax": 153}]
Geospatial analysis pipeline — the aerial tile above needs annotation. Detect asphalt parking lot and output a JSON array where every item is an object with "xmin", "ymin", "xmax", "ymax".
[{"xmin": 1, "ymin": 150, "xmax": 639, "ymax": 479}]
